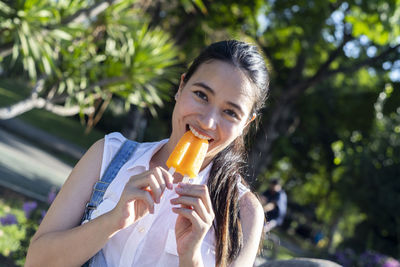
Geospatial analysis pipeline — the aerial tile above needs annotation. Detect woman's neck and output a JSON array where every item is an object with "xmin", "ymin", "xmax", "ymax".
[{"xmin": 149, "ymin": 140, "xmax": 172, "ymax": 169}]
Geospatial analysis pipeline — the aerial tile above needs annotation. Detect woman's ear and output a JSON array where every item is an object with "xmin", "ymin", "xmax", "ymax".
[
  {"xmin": 176, "ymin": 73, "xmax": 186, "ymax": 100},
  {"xmin": 179, "ymin": 73, "xmax": 186, "ymax": 90}
]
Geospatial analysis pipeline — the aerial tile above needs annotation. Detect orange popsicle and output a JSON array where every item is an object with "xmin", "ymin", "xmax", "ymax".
[{"xmin": 166, "ymin": 130, "xmax": 209, "ymax": 182}]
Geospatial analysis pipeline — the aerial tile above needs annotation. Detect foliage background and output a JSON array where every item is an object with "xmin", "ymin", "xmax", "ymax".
[{"xmin": 0, "ymin": 0, "xmax": 399, "ymax": 265}]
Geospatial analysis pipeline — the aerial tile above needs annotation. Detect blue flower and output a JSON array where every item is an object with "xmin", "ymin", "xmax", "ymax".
[
  {"xmin": 359, "ymin": 250, "xmax": 384, "ymax": 266},
  {"xmin": 23, "ymin": 201, "xmax": 38, "ymax": 219},
  {"xmin": 38, "ymin": 210, "xmax": 47, "ymax": 224},
  {"xmin": 335, "ymin": 249, "xmax": 354, "ymax": 266},
  {"xmin": 0, "ymin": 214, "xmax": 18, "ymax": 225},
  {"xmin": 47, "ymin": 188, "xmax": 57, "ymax": 204}
]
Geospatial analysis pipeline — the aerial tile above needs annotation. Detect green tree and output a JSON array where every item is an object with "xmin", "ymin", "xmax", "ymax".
[
  {"xmin": 143, "ymin": 0, "xmax": 399, "ymax": 174},
  {"xmin": 0, "ymin": 0, "xmax": 180, "ymax": 131},
  {"xmin": 336, "ymin": 83, "xmax": 400, "ymax": 257},
  {"xmin": 148, "ymin": 0, "xmax": 400, "ymax": 257},
  {"xmin": 247, "ymin": 0, "xmax": 400, "ymax": 176}
]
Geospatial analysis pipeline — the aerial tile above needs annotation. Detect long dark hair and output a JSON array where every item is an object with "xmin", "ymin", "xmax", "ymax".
[{"xmin": 183, "ymin": 40, "xmax": 270, "ymax": 266}]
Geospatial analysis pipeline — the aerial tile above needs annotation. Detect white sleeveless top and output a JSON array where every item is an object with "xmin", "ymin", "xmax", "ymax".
[{"xmin": 90, "ymin": 132, "xmax": 250, "ymax": 267}]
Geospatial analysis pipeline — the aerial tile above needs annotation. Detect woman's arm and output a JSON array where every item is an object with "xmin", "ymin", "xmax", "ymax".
[
  {"xmin": 230, "ymin": 192, "xmax": 265, "ymax": 267},
  {"xmin": 26, "ymin": 138, "xmax": 174, "ymax": 267},
  {"xmin": 26, "ymin": 139, "xmax": 121, "ymax": 267}
]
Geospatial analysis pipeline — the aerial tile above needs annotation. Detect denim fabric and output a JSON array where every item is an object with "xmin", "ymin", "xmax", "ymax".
[
  {"xmin": 88, "ymin": 250, "xmax": 108, "ymax": 267},
  {"xmin": 81, "ymin": 139, "xmax": 138, "ymax": 267}
]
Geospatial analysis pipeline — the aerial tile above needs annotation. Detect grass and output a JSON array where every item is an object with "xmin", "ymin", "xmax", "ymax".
[
  {"xmin": 0, "ymin": 78, "xmax": 105, "ymax": 151},
  {"xmin": 19, "ymin": 109, "xmax": 104, "ymax": 149},
  {"xmin": 0, "ymin": 79, "xmax": 31, "ymax": 106}
]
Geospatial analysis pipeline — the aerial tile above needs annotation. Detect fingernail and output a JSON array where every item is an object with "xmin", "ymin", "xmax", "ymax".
[{"xmin": 175, "ymin": 186, "xmax": 183, "ymax": 193}]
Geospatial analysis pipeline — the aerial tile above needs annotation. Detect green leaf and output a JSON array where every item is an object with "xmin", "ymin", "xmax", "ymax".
[
  {"xmin": 41, "ymin": 56, "xmax": 52, "ymax": 75},
  {"xmin": 11, "ymin": 44, "xmax": 19, "ymax": 66},
  {"xmin": 17, "ymin": 31, "xmax": 29, "ymax": 56},
  {"xmin": 28, "ymin": 36, "xmax": 40, "ymax": 59},
  {"xmin": 193, "ymin": 0, "xmax": 207, "ymax": 14},
  {"xmin": 0, "ymin": 1, "xmax": 13, "ymax": 15},
  {"xmin": 52, "ymin": 29, "xmax": 72, "ymax": 40},
  {"xmin": 58, "ymin": 82, "xmax": 66, "ymax": 94},
  {"xmin": 27, "ymin": 56, "xmax": 36, "ymax": 80}
]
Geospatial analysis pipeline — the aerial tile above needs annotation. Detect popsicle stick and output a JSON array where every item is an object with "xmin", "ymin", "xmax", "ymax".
[
  {"xmin": 168, "ymin": 167, "xmax": 176, "ymax": 176},
  {"xmin": 182, "ymin": 175, "xmax": 191, "ymax": 184}
]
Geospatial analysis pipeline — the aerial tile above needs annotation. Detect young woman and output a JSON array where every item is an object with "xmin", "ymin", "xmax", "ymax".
[{"xmin": 26, "ymin": 40, "xmax": 270, "ymax": 267}]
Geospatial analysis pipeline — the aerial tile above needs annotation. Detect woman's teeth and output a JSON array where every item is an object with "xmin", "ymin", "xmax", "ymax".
[{"xmin": 189, "ymin": 125, "xmax": 211, "ymax": 140}]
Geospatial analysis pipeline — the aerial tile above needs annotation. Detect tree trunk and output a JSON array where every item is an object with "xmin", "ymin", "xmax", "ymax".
[
  {"xmin": 248, "ymin": 97, "xmax": 295, "ymax": 178},
  {"xmin": 121, "ymin": 105, "xmax": 148, "ymax": 142}
]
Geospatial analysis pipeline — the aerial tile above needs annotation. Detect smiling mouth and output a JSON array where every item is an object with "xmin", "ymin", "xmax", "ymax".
[{"xmin": 187, "ymin": 125, "xmax": 213, "ymax": 141}]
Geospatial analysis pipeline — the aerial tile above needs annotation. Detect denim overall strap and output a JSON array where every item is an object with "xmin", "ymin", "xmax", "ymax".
[
  {"xmin": 81, "ymin": 139, "xmax": 138, "ymax": 224},
  {"xmin": 81, "ymin": 139, "xmax": 138, "ymax": 267}
]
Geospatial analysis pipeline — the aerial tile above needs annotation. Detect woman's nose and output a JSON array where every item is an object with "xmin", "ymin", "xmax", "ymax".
[{"xmin": 198, "ymin": 110, "xmax": 218, "ymax": 130}]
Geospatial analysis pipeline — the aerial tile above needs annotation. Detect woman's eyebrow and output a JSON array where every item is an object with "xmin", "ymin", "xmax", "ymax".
[
  {"xmin": 193, "ymin": 82, "xmax": 215, "ymax": 95},
  {"xmin": 227, "ymin": 101, "xmax": 245, "ymax": 116}
]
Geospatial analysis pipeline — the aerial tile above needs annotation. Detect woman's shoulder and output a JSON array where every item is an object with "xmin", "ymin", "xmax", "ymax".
[{"xmin": 239, "ymin": 191, "xmax": 264, "ymax": 220}]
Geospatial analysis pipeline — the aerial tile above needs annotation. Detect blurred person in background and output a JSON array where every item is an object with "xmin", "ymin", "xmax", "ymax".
[{"xmin": 262, "ymin": 178, "xmax": 287, "ymax": 233}]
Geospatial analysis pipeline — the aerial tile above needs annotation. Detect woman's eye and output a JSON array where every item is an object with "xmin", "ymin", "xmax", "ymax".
[
  {"xmin": 194, "ymin": 91, "xmax": 208, "ymax": 101},
  {"xmin": 224, "ymin": 109, "xmax": 238, "ymax": 119}
]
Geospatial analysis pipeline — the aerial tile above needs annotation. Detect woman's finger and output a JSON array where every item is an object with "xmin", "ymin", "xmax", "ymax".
[
  {"xmin": 132, "ymin": 189, "xmax": 155, "ymax": 214},
  {"xmin": 172, "ymin": 207, "xmax": 205, "ymax": 230},
  {"xmin": 170, "ymin": 196, "xmax": 210, "ymax": 223},
  {"xmin": 129, "ymin": 172, "xmax": 161, "ymax": 203},
  {"xmin": 175, "ymin": 184, "xmax": 214, "ymax": 215},
  {"xmin": 146, "ymin": 174, "xmax": 162, "ymax": 203},
  {"xmin": 159, "ymin": 167, "xmax": 174, "ymax": 190},
  {"xmin": 153, "ymin": 167, "xmax": 168, "ymax": 197}
]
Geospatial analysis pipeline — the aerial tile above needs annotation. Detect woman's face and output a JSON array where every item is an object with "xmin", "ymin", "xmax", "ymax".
[{"xmin": 170, "ymin": 60, "xmax": 255, "ymax": 165}]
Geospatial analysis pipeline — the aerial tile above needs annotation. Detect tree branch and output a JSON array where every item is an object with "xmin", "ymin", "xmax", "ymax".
[
  {"xmin": 0, "ymin": 76, "xmax": 104, "ymax": 119},
  {"xmin": 61, "ymin": 0, "xmax": 122, "ymax": 25},
  {"xmin": 0, "ymin": 95, "xmax": 94, "ymax": 119},
  {"xmin": 326, "ymin": 43, "xmax": 400, "ymax": 76},
  {"xmin": 43, "ymin": 102, "xmax": 94, "ymax": 117},
  {"xmin": 283, "ymin": 33, "xmax": 352, "ymax": 102}
]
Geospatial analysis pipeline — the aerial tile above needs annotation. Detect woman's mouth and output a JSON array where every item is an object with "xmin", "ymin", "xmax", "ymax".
[{"xmin": 187, "ymin": 125, "xmax": 213, "ymax": 142}]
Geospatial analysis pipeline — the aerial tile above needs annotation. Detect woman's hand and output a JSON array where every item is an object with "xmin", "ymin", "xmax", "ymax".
[
  {"xmin": 171, "ymin": 183, "xmax": 215, "ymax": 264},
  {"xmin": 109, "ymin": 167, "xmax": 173, "ymax": 230}
]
